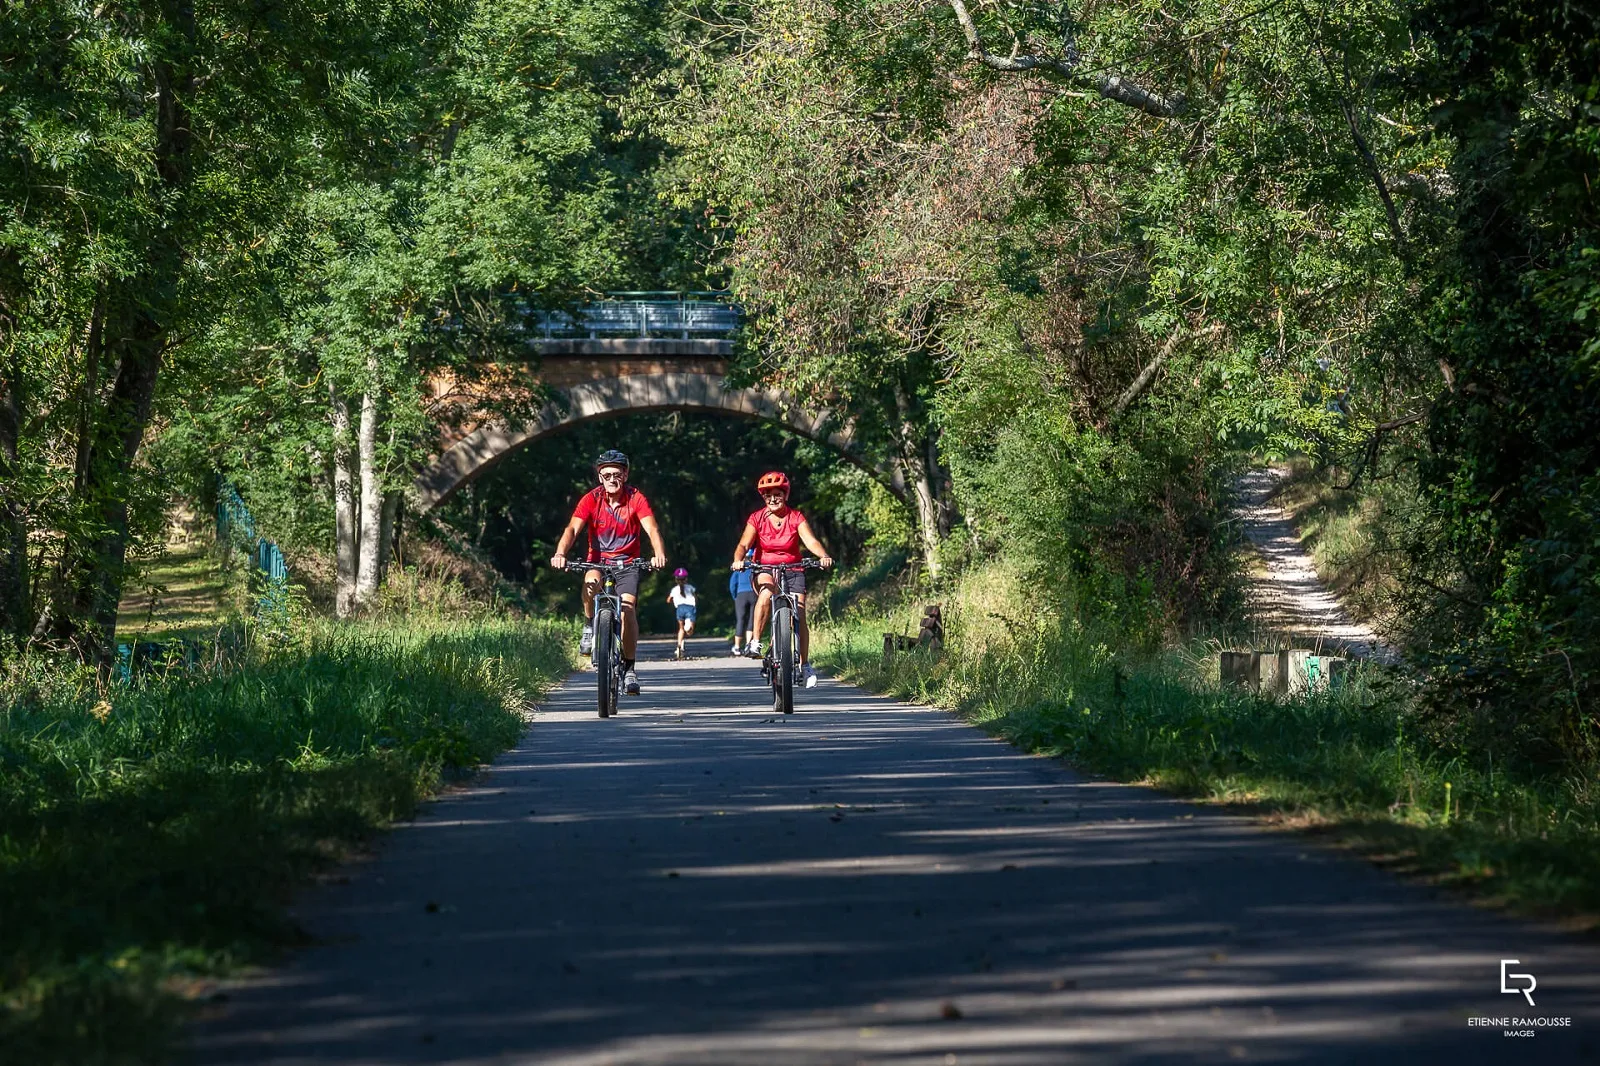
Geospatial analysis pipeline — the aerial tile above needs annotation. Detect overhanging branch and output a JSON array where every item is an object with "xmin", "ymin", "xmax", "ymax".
[
  {"xmin": 946, "ymin": 0, "xmax": 1186, "ymax": 118},
  {"xmin": 1111, "ymin": 322, "xmax": 1222, "ymax": 418}
]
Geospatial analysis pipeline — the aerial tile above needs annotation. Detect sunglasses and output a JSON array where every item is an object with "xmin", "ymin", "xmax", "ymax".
[
  {"xmin": 762, "ymin": 491, "xmax": 787, "ymax": 501},
  {"xmin": 598, "ymin": 471, "xmax": 626, "ymax": 482}
]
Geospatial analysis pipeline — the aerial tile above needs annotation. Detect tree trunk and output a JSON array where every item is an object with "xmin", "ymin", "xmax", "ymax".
[
  {"xmin": 927, "ymin": 431, "xmax": 954, "ymax": 538},
  {"xmin": 330, "ymin": 383, "xmax": 359, "ymax": 618},
  {"xmin": 49, "ymin": 18, "xmax": 194, "ymax": 664},
  {"xmin": 0, "ymin": 346, "xmax": 26, "ymax": 644},
  {"xmin": 62, "ymin": 301, "xmax": 168, "ymax": 662},
  {"xmin": 354, "ymin": 382, "xmax": 383, "ymax": 606},
  {"xmin": 377, "ymin": 490, "xmax": 401, "ymax": 583},
  {"xmin": 893, "ymin": 380, "xmax": 945, "ymax": 579}
]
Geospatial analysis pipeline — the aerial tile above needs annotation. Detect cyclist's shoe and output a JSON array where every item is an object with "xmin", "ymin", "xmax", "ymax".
[
  {"xmin": 748, "ymin": 640, "xmax": 763, "ymax": 658},
  {"xmin": 624, "ymin": 670, "xmax": 641, "ymax": 695},
  {"xmin": 579, "ymin": 624, "xmax": 594, "ymax": 656},
  {"xmin": 803, "ymin": 664, "xmax": 819, "ymax": 689}
]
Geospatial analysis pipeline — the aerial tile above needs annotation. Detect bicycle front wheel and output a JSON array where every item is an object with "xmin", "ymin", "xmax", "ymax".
[
  {"xmin": 773, "ymin": 606, "xmax": 795, "ymax": 714},
  {"xmin": 594, "ymin": 608, "xmax": 616, "ymax": 718}
]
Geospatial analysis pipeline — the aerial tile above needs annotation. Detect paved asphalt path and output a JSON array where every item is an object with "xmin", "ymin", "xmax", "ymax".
[{"xmin": 191, "ymin": 638, "xmax": 1599, "ymax": 1065}]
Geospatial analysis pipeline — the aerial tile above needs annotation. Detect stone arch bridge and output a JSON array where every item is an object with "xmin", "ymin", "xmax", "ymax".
[{"xmin": 414, "ymin": 294, "xmax": 904, "ymax": 513}]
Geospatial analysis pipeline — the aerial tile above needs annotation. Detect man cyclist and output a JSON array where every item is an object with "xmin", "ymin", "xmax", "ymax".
[
  {"xmin": 549, "ymin": 450, "xmax": 667, "ymax": 695},
  {"xmin": 731, "ymin": 471, "xmax": 833, "ymax": 688}
]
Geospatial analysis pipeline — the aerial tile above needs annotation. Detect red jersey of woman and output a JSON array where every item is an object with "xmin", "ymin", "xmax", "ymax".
[{"xmin": 748, "ymin": 506, "xmax": 806, "ymax": 564}]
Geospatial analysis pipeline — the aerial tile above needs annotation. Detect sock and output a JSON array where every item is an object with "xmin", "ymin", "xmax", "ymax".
[{"xmin": 622, "ymin": 659, "xmax": 635, "ymax": 671}]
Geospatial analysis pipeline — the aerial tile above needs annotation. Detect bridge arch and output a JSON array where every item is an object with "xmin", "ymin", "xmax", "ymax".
[{"xmin": 413, "ymin": 372, "xmax": 903, "ymax": 513}]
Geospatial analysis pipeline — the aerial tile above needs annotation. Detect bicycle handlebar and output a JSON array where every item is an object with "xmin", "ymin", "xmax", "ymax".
[
  {"xmin": 566, "ymin": 557, "xmax": 659, "ymax": 573},
  {"xmin": 736, "ymin": 559, "xmax": 826, "ymax": 572}
]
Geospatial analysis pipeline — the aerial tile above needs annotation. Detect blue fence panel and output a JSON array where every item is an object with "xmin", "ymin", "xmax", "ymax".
[{"xmin": 217, "ymin": 476, "xmax": 291, "ymax": 625}]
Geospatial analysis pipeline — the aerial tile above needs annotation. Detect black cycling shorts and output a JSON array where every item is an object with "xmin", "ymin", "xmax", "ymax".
[
  {"xmin": 585, "ymin": 565, "xmax": 640, "ymax": 599},
  {"xmin": 755, "ymin": 571, "xmax": 806, "ymax": 595}
]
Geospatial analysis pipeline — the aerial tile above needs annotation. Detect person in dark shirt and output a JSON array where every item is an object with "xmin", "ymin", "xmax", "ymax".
[{"xmin": 728, "ymin": 548, "xmax": 756, "ymax": 655}]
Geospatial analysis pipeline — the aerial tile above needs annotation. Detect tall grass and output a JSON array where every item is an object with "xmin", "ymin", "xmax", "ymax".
[
  {"xmin": 818, "ymin": 563, "xmax": 1600, "ymax": 923},
  {"xmin": 0, "ymin": 618, "xmax": 575, "ymax": 1065}
]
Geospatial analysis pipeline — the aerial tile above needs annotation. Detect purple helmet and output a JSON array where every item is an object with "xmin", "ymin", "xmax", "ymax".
[{"xmin": 673, "ymin": 567, "xmax": 688, "ymax": 578}]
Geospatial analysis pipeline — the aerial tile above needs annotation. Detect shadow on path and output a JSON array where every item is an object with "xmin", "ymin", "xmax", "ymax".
[{"xmin": 189, "ymin": 639, "xmax": 1597, "ymax": 1064}]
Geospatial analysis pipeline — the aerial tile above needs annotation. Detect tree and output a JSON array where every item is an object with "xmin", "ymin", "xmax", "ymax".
[{"xmin": 0, "ymin": 0, "xmax": 462, "ymax": 657}]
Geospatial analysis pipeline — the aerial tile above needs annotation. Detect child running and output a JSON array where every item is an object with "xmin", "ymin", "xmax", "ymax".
[{"xmin": 667, "ymin": 568, "xmax": 697, "ymax": 659}]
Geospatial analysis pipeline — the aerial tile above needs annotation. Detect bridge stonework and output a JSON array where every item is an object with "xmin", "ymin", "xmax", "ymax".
[{"xmin": 413, "ymin": 335, "xmax": 904, "ymax": 512}]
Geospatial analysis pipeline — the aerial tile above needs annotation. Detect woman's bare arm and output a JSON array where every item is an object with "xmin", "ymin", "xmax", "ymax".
[
  {"xmin": 797, "ymin": 519, "xmax": 833, "ymax": 567},
  {"xmin": 731, "ymin": 522, "xmax": 757, "ymax": 567}
]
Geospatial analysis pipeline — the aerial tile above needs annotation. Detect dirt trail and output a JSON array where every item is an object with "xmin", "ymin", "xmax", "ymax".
[{"xmin": 1236, "ymin": 466, "xmax": 1396, "ymax": 661}]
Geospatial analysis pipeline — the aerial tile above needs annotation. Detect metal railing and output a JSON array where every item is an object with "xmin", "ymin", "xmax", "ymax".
[
  {"xmin": 523, "ymin": 291, "xmax": 741, "ymax": 341},
  {"xmin": 216, "ymin": 478, "xmax": 291, "ymax": 622}
]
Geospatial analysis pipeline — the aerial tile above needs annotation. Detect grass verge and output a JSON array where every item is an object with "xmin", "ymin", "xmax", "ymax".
[
  {"xmin": 816, "ymin": 564, "xmax": 1600, "ymax": 928},
  {"xmin": 0, "ymin": 617, "xmax": 575, "ymax": 1064}
]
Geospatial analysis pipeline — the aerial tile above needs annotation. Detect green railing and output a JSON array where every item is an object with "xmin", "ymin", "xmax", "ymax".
[{"xmin": 526, "ymin": 291, "xmax": 741, "ymax": 341}]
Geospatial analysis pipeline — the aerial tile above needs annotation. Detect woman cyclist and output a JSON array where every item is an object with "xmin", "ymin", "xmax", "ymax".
[
  {"xmin": 666, "ymin": 567, "xmax": 697, "ymax": 659},
  {"xmin": 731, "ymin": 471, "xmax": 833, "ymax": 688}
]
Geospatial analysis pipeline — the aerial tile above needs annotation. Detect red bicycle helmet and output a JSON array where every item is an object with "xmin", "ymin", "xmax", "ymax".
[{"xmin": 756, "ymin": 471, "xmax": 790, "ymax": 496}]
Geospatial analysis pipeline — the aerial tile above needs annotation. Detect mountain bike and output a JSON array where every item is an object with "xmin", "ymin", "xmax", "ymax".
[
  {"xmin": 747, "ymin": 559, "xmax": 823, "ymax": 715},
  {"xmin": 565, "ymin": 559, "xmax": 656, "ymax": 718}
]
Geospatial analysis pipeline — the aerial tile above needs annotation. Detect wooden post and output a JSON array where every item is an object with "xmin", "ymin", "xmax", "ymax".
[
  {"xmin": 1220, "ymin": 650, "xmax": 1254, "ymax": 687},
  {"xmin": 1254, "ymin": 651, "xmax": 1282, "ymax": 694},
  {"xmin": 1280, "ymin": 649, "xmax": 1313, "ymax": 695}
]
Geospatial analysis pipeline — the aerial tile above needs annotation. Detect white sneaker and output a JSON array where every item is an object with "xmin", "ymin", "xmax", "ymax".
[
  {"xmin": 730, "ymin": 644, "xmax": 742, "ymax": 656},
  {"xmin": 579, "ymin": 624, "xmax": 594, "ymax": 655},
  {"xmin": 748, "ymin": 640, "xmax": 762, "ymax": 658},
  {"xmin": 803, "ymin": 664, "xmax": 818, "ymax": 688}
]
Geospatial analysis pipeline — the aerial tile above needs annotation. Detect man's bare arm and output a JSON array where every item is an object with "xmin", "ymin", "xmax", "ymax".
[{"xmin": 641, "ymin": 515, "xmax": 668, "ymax": 569}]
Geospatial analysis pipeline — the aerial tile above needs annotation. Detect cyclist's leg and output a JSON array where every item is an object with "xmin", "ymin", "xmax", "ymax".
[
  {"xmin": 794, "ymin": 591, "xmax": 809, "ymax": 663},
  {"xmin": 582, "ymin": 570, "xmax": 601, "ymax": 618},
  {"xmin": 620, "ymin": 595, "xmax": 639, "ymax": 659},
  {"xmin": 751, "ymin": 576, "xmax": 776, "ymax": 644},
  {"xmin": 612, "ymin": 567, "xmax": 642, "ymax": 663}
]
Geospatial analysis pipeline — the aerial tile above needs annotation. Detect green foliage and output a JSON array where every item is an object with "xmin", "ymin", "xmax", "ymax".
[
  {"xmin": 818, "ymin": 566, "xmax": 1600, "ymax": 922},
  {"xmin": 1396, "ymin": 0, "xmax": 1600, "ymax": 767},
  {"xmin": 0, "ymin": 617, "xmax": 573, "ymax": 1064}
]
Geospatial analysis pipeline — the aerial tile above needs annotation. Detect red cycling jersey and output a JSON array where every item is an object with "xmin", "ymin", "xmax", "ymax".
[
  {"xmin": 748, "ymin": 507, "xmax": 806, "ymax": 565},
  {"xmin": 572, "ymin": 486, "xmax": 654, "ymax": 562}
]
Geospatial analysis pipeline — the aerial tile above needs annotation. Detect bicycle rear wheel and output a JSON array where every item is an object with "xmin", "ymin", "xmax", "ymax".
[
  {"xmin": 773, "ymin": 606, "xmax": 795, "ymax": 714},
  {"xmin": 594, "ymin": 607, "xmax": 616, "ymax": 718}
]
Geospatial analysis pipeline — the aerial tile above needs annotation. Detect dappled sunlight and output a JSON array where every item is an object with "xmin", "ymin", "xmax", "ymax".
[{"xmin": 191, "ymin": 638, "xmax": 1600, "ymax": 1064}]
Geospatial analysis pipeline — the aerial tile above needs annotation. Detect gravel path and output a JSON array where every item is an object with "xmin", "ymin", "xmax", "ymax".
[
  {"xmin": 189, "ymin": 639, "xmax": 1597, "ymax": 1064},
  {"xmin": 1235, "ymin": 467, "xmax": 1395, "ymax": 660}
]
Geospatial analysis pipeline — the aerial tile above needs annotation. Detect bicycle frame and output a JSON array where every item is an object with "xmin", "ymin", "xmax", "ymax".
[{"xmin": 748, "ymin": 561, "xmax": 819, "ymax": 714}]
